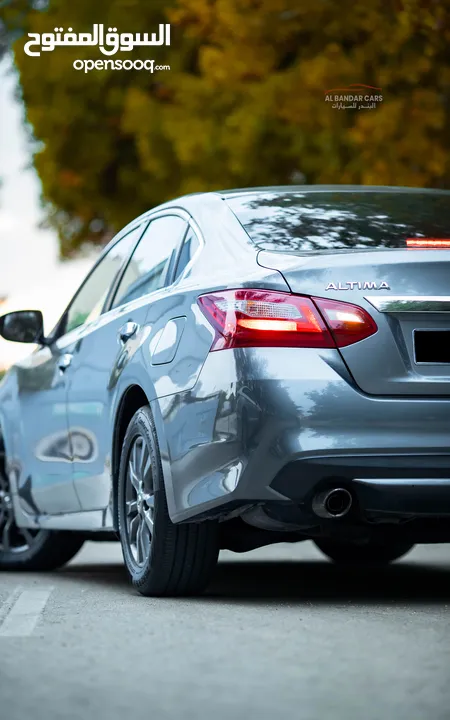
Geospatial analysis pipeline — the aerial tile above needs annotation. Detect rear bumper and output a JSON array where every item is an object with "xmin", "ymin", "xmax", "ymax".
[
  {"xmin": 272, "ymin": 455, "xmax": 450, "ymax": 516},
  {"xmin": 156, "ymin": 347, "xmax": 450, "ymax": 522},
  {"xmin": 355, "ymin": 478, "xmax": 450, "ymax": 516}
]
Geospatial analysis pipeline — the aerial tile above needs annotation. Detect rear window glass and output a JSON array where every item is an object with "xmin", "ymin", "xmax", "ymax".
[{"xmin": 226, "ymin": 191, "xmax": 450, "ymax": 254}]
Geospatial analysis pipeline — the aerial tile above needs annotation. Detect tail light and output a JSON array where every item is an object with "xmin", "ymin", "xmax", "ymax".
[
  {"xmin": 312, "ymin": 296, "xmax": 378, "ymax": 347},
  {"xmin": 197, "ymin": 289, "xmax": 377, "ymax": 351}
]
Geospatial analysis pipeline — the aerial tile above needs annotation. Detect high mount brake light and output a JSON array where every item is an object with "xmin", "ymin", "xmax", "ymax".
[
  {"xmin": 406, "ymin": 238, "xmax": 450, "ymax": 249},
  {"xmin": 197, "ymin": 290, "xmax": 377, "ymax": 351}
]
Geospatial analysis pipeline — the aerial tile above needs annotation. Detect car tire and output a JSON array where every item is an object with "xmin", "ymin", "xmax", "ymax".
[
  {"xmin": 0, "ymin": 530, "xmax": 85, "ymax": 571},
  {"xmin": 117, "ymin": 405, "xmax": 219, "ymax": 597},
  {"xmin": 0, "ymin": 457, "xmax": 85, "ymax": 571},
  {"xmin": 314, "ymin": 538, "xmax": 414, "ymax": 566}
]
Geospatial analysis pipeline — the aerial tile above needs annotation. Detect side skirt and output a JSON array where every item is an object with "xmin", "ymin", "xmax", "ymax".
[{"xmin": 13, "ymin": 506, "xmax": 115, "ymax": 532}]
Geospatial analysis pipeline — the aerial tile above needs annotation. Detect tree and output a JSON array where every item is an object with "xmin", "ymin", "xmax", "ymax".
[{"xmin": 2, "ymin": 0, "xmax": 449, "ymax": 256}]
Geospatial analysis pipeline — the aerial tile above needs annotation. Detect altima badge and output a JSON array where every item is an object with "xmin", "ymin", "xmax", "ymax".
[{"xmin": 326, "ymin": 281, "xmax": 390, "ymax": 291}]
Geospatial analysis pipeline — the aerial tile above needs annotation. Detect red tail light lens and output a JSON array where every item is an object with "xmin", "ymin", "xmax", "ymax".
[
  {"xmin": 313, "ymin": 297, "xmax": 378, "ymax": 347},
  {"xmin": 197, "ymin": 290, "xmax": 377, "ymax": 350}
]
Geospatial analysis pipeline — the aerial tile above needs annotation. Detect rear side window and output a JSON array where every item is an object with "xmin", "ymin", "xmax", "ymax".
[
  {"xmin": 173, "ymin": 227, "xmax": 200, "ymax": 281},
  {"xmin": 111, "ymin": 215, "xmax": 187, "ymax": 308},
  {"xmin": 226, "ymin": 191, "xmax": 450, "ymax": 254}
]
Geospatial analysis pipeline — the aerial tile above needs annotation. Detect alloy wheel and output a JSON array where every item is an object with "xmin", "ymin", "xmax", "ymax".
[
  {"xmin": 0, "ymin": 471, "xmax": 39, "ymax": 554},
  {"xmin": 124, "ymin": 435, "xmax": 155, "ymax": 568}
]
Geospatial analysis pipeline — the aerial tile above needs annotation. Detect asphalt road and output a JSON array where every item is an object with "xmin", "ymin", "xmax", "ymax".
[{"xmin": 1, "ymin": 541, "xmax": 449, "ymax": 720}]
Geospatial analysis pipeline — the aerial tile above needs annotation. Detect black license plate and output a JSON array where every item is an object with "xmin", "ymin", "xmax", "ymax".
[{"xmin": 414, "ymin": 330, "xmax": 450, "ymax": 364}]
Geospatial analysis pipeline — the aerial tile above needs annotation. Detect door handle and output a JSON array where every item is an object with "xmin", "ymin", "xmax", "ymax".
[
  {"xmin": 58, "ymin": 353, "xmax": 73, "ymax": 372},
  {"xmin": 118, "ymin": 321, "xmax": 139, "ymax": 345}
]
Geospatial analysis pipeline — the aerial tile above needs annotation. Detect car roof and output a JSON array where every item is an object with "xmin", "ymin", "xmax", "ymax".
[
  {"xmin": 216, "ymin": 184, "xmax": 450, "ymax": 199},
  {"xmin": 127, "ymin": 184, "xmax": 450, "ymax": 225},
  {"xmin": 102, "ymin": 184, "xmax": 450, "ymax": 259}
]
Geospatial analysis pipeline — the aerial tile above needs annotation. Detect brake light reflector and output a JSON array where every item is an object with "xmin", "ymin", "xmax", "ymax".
[
  {"xmin": 197, "ymin": 290, "xmax": 377, "ymax": 350},
  {"xmin": 406, "ymin": 238, "xmax": 450, "ymax": 249}
]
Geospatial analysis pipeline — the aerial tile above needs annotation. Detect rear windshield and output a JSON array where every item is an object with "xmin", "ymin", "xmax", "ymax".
[{"xmin": 226, "ymin": 191, "xmax": 450, "ymax": 253}]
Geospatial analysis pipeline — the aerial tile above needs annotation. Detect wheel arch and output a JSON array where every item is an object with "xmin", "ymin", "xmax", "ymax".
[{"xmin": 111, "ymin": 384, "xmax": 150, "ymax": 529}]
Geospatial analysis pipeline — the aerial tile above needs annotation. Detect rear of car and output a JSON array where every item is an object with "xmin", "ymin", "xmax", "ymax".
[
  {"xmin": 2, "ymin": 185, "xmax": 449, "ymax": 595},
  {"xmin": 184, "ymin": 188, "xmax": 450, "ymax": 546}
]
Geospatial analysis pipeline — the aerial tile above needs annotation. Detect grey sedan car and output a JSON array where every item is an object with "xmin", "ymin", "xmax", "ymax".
[{"xmin": 1, "ymin": 186, "xmax": 449, "ymax": 596}]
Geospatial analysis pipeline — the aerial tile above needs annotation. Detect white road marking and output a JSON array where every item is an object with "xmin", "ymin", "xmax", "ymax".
[
  {"xmin": 0, "ymin": 587, "xmax": 53, "ymax": 637},
  {"xmin": 0, "ymin": 587, "xmax": 23, "ymax": 625}
]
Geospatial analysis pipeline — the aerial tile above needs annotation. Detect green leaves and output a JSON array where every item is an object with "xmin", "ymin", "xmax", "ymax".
[{"xmin": 3, "ymin": 0, "xmax": 450, "ymax": 255}]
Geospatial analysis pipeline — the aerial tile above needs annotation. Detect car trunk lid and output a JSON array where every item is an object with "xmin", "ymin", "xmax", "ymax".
[{"xmin": 258, "ymin": 248, "xmax": 450, "ymax": 396}]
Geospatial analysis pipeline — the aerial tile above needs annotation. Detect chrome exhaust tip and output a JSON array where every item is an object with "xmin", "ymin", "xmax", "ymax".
[{"xmin": 312, "ymin": 488, "xmax": 353, "ymax": 519}]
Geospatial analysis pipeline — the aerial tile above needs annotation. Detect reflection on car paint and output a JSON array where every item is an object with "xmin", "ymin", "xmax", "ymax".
[{"xmin": 35, "ymin": 427, "xmax": 98, "ymax": 463}]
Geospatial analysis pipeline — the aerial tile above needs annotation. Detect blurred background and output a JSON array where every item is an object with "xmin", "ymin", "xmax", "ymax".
[{"xmin": 0, "ymin": 0, "xmax": 449, "ymax": 373}]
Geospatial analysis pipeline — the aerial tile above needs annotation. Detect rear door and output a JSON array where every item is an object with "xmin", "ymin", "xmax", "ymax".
[
  {"xmin": 229, "ymin": 189, "xmax": 450, "ymax": 396},
  {"xmin": 65, "ymin": 213, "xmax": 189, "ymax": 511}
]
